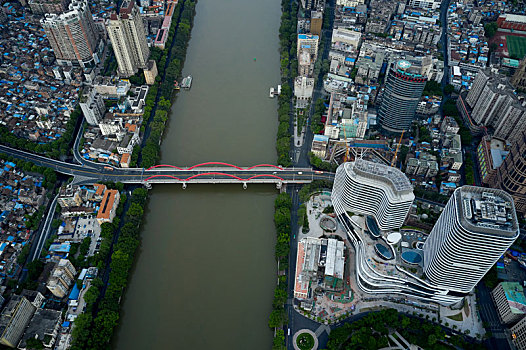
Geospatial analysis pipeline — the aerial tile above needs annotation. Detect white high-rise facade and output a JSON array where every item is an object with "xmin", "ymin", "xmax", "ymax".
[
  {"xmin": 332, "ymin": 159, "xmax": 414, "ymax": 231},
  {"xmin": 424, "ymin": 186, "xmax": 519, "ymax": 294},
  {"xmin": 107, "ymin": 0, "xmax": 149, "ymax": 77},
  {"xmin": 79, "ymin": 88, "xmax": 105, "ymax": 125}
]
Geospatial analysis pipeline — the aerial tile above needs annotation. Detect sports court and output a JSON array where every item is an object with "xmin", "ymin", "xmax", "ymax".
[{"xmin": 507, "ymin": 35, "xmax": 526, "ymax": 59}]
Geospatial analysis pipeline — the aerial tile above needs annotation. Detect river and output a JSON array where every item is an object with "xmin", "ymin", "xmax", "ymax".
[{"xmin": 114, "ymin": 0, "xmax": 281, "ymax": 349}]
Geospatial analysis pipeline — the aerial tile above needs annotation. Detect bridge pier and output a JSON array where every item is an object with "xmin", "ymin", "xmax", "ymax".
[
  {"xmin": 243, "ymin": 182, "xmax": 247, "ymax": 190},
  {"xmin": 144, "ymin": 182, "xmax": 152, "ymax": 190},
  {"xmin": 276, "ymin": 182, "xmax": 282, "ymax": 190},
  {"xmin": 182, "ymin": 183, "xmax": 187, "ymax": 189}
]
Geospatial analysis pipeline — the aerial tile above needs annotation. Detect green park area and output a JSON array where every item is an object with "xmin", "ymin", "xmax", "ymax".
[{"xmin": 507, "ymin": 35, "xmax": 526, "ymax": 59}]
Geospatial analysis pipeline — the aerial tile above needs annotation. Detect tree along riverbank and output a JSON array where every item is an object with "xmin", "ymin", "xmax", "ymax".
[{"xmin": 269, "ymin": 1, "xmax": 299, "ymax": 349}]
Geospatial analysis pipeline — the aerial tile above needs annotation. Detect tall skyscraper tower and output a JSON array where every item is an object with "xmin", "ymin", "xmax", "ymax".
[
  {"xmin": 494, "ymin": 130, "xmax": 526, "ymax": 214},
  {"xmin": 378, "ymin": 60, "xmax": 427, "ymax": 134},
  {"xmin": 41, "ymin": 0, "xmax": 100, "ymax": 68},
  {"xmin": 423, "ymin": 186, "xmax": 519, "ymax": 294},
  {"xmin": 107, "ymin": 0, "xmax": 150, "ymax": 77}
]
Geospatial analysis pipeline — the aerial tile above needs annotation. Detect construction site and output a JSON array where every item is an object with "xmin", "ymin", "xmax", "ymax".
[{"xmin": 311, "ymin": 92, "xmax": 407, "ymax": 170}]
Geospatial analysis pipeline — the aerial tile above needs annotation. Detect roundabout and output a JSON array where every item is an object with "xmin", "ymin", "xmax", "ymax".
[{"xmin": 293, "ymin": 329, "xmax": 318, "ymax": 350}]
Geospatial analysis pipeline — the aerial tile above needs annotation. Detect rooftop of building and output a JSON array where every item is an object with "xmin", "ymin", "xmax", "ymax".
[
  {"xmin": 324, "ymin": 239, "xmax": 345, "ymax": 279},
  {"xmin": 392, "ymin": 59, "xmax": 426, "ymax": 79},
  {"xmin": 311, "ymin": 10, "xmax": 322, "ymax": 19},
  {"xmin": 350, "ymin": 158, "xmax": 413, "ymax": 193},
  {"xmin": 96, "ymin": 189, "xmax": 119, "ymax": 220},
  {"xmin": 458, "ymin": 186, "xmax": 518, "ymax": 236},
  {"xmin": 500, "ymin": 282, "xmax": 526, "ymax": 314},
  {"xmin": 499, "ymin": 14, "xmax": 526, "ymax": 24},
  {"xmin": 18, "ymin": 308, "xmax": 61, "ymax": 348},
  {"xmin": 298, "ymin": 34, "xmax": 319, "ymax": 40}
]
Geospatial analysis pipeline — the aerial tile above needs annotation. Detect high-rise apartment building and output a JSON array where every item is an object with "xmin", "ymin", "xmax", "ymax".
[
  {"xmin": 107, "ymin": 0, "xmax": 150, "ymax": 77},
  {"xmin": 465, "ymin": 69, "xmax": 491, "ymax": 108},
  {"xmin": 378, "ymin": 60, "xmax": 427, "ymax": 133},
  {"xmin": 331, "ymin": 159, "xmax": 415, "ymax": 231},
  {"xmin": 41, "ymin": 0, "xmax": 100, "ymax": 68},
  {"xmin": 464, "ymin": 68, "xmax": 526, "ymax": 142},
  {"xmin": 494, "ymin": 100, "xmax": 526, "ymax": 144},
  {"xmin": 511, "ymin": 316, "xmax": 526, "ymax": 350},
  {"xmin": 494, "ymin": 130, "xmax": 526, "ymax": 214},
  {"xmin": 0, "ymin": 296, "xmax": 36, "ymax": 348},
  {"xmin": 491, "ymin": 282, "xmax": 526, "ymax": 325},
  {"xmin": 29, "ymin": 0, "xmax": 70, "ymax": 14},
  {"xmin": 79, "ymin": 88, "xmax": 105, "ymax": 125},
  {"xmin": 476, "ymin": 136, "xmax": 508, "ymax": 186},
  {"xmin": 423, "ymin": 186, "xmax": 519, "ymax": 294},
  {"xmin": 511, "ymin": 58, "xmax": 526, "ymax": 91}
]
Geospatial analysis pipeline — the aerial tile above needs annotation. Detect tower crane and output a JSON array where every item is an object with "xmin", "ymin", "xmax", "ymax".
[{"xmin": 391, "ymin": 130, "xmax": 405, "ymax": 167}]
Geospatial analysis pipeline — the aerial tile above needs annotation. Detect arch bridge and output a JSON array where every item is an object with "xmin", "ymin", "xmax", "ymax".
[{"xmin": 0, "ymin": 146, "xmax": 334, "ymax": 188}]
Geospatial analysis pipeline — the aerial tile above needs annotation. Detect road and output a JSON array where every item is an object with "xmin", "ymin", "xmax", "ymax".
[
  {"xmin": 285, "ymin": 2, "xmax": 336, "ymax": 348},
  {"xmin": 29, "ymin": 194, "xmax": 59, "ymax": 262},
  {"xmin": 477, "ymin": 283, "xmax": 511, "ymax": 350},
  {"xmin": 440, "ymin": 0, "xmax": 451, "ymax": 88}
]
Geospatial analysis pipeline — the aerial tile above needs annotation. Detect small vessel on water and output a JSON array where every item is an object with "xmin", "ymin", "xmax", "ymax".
[
  {"xmin": 269, "ymin": 84, "xmax": 281, "ymax": 98},
  {"xmin": 181, "ymin": 75, "xmax": 193, "ymax": 89}
]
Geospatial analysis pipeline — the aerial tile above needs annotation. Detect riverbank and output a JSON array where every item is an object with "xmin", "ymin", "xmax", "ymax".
[{"xmin": 269, "ymin": 1, "xmax": 299, "ymax": 349}]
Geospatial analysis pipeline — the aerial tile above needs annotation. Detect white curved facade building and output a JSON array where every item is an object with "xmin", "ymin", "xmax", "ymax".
[
  {"xmin": 332, "ymin": 160, "xmax": 463, "ymax": 305},
  {"xmin": 332, "ymin": 159, "xmax": 414, "ymax": 231},
  {"xmin": 424, "ymin": 186, "xmax": 519, "ymax": 294}
]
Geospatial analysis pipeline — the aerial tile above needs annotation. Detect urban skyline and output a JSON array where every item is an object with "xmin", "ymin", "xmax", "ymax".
[{"xmin": 0, "ymin": 0, "xmax": 526, "ymax": 349}]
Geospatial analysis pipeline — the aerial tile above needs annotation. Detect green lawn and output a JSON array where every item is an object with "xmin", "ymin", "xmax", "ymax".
[
  {"xmin": 446, "ymin": 312, "xmax": 464, "ymax": 322},
  {"xmin": 296, "ymin": 332, "xmax": 315, "ymax": 350},
  {"xmin": 507, "ymin": 35, "xmax": 526, "ymax": 59}
]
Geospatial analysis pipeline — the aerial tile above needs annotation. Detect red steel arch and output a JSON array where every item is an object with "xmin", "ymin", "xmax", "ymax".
[
  {"xmin": 144, "ymin": 172, "xmax": 285, "ymax": 182},
  {"xmin": 146, "ymin": 162, "xmax": 284, "ymax": 171},
  {"xmin": 146, "ymin": 164, "xmax": 184, "ymax": 170}
]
